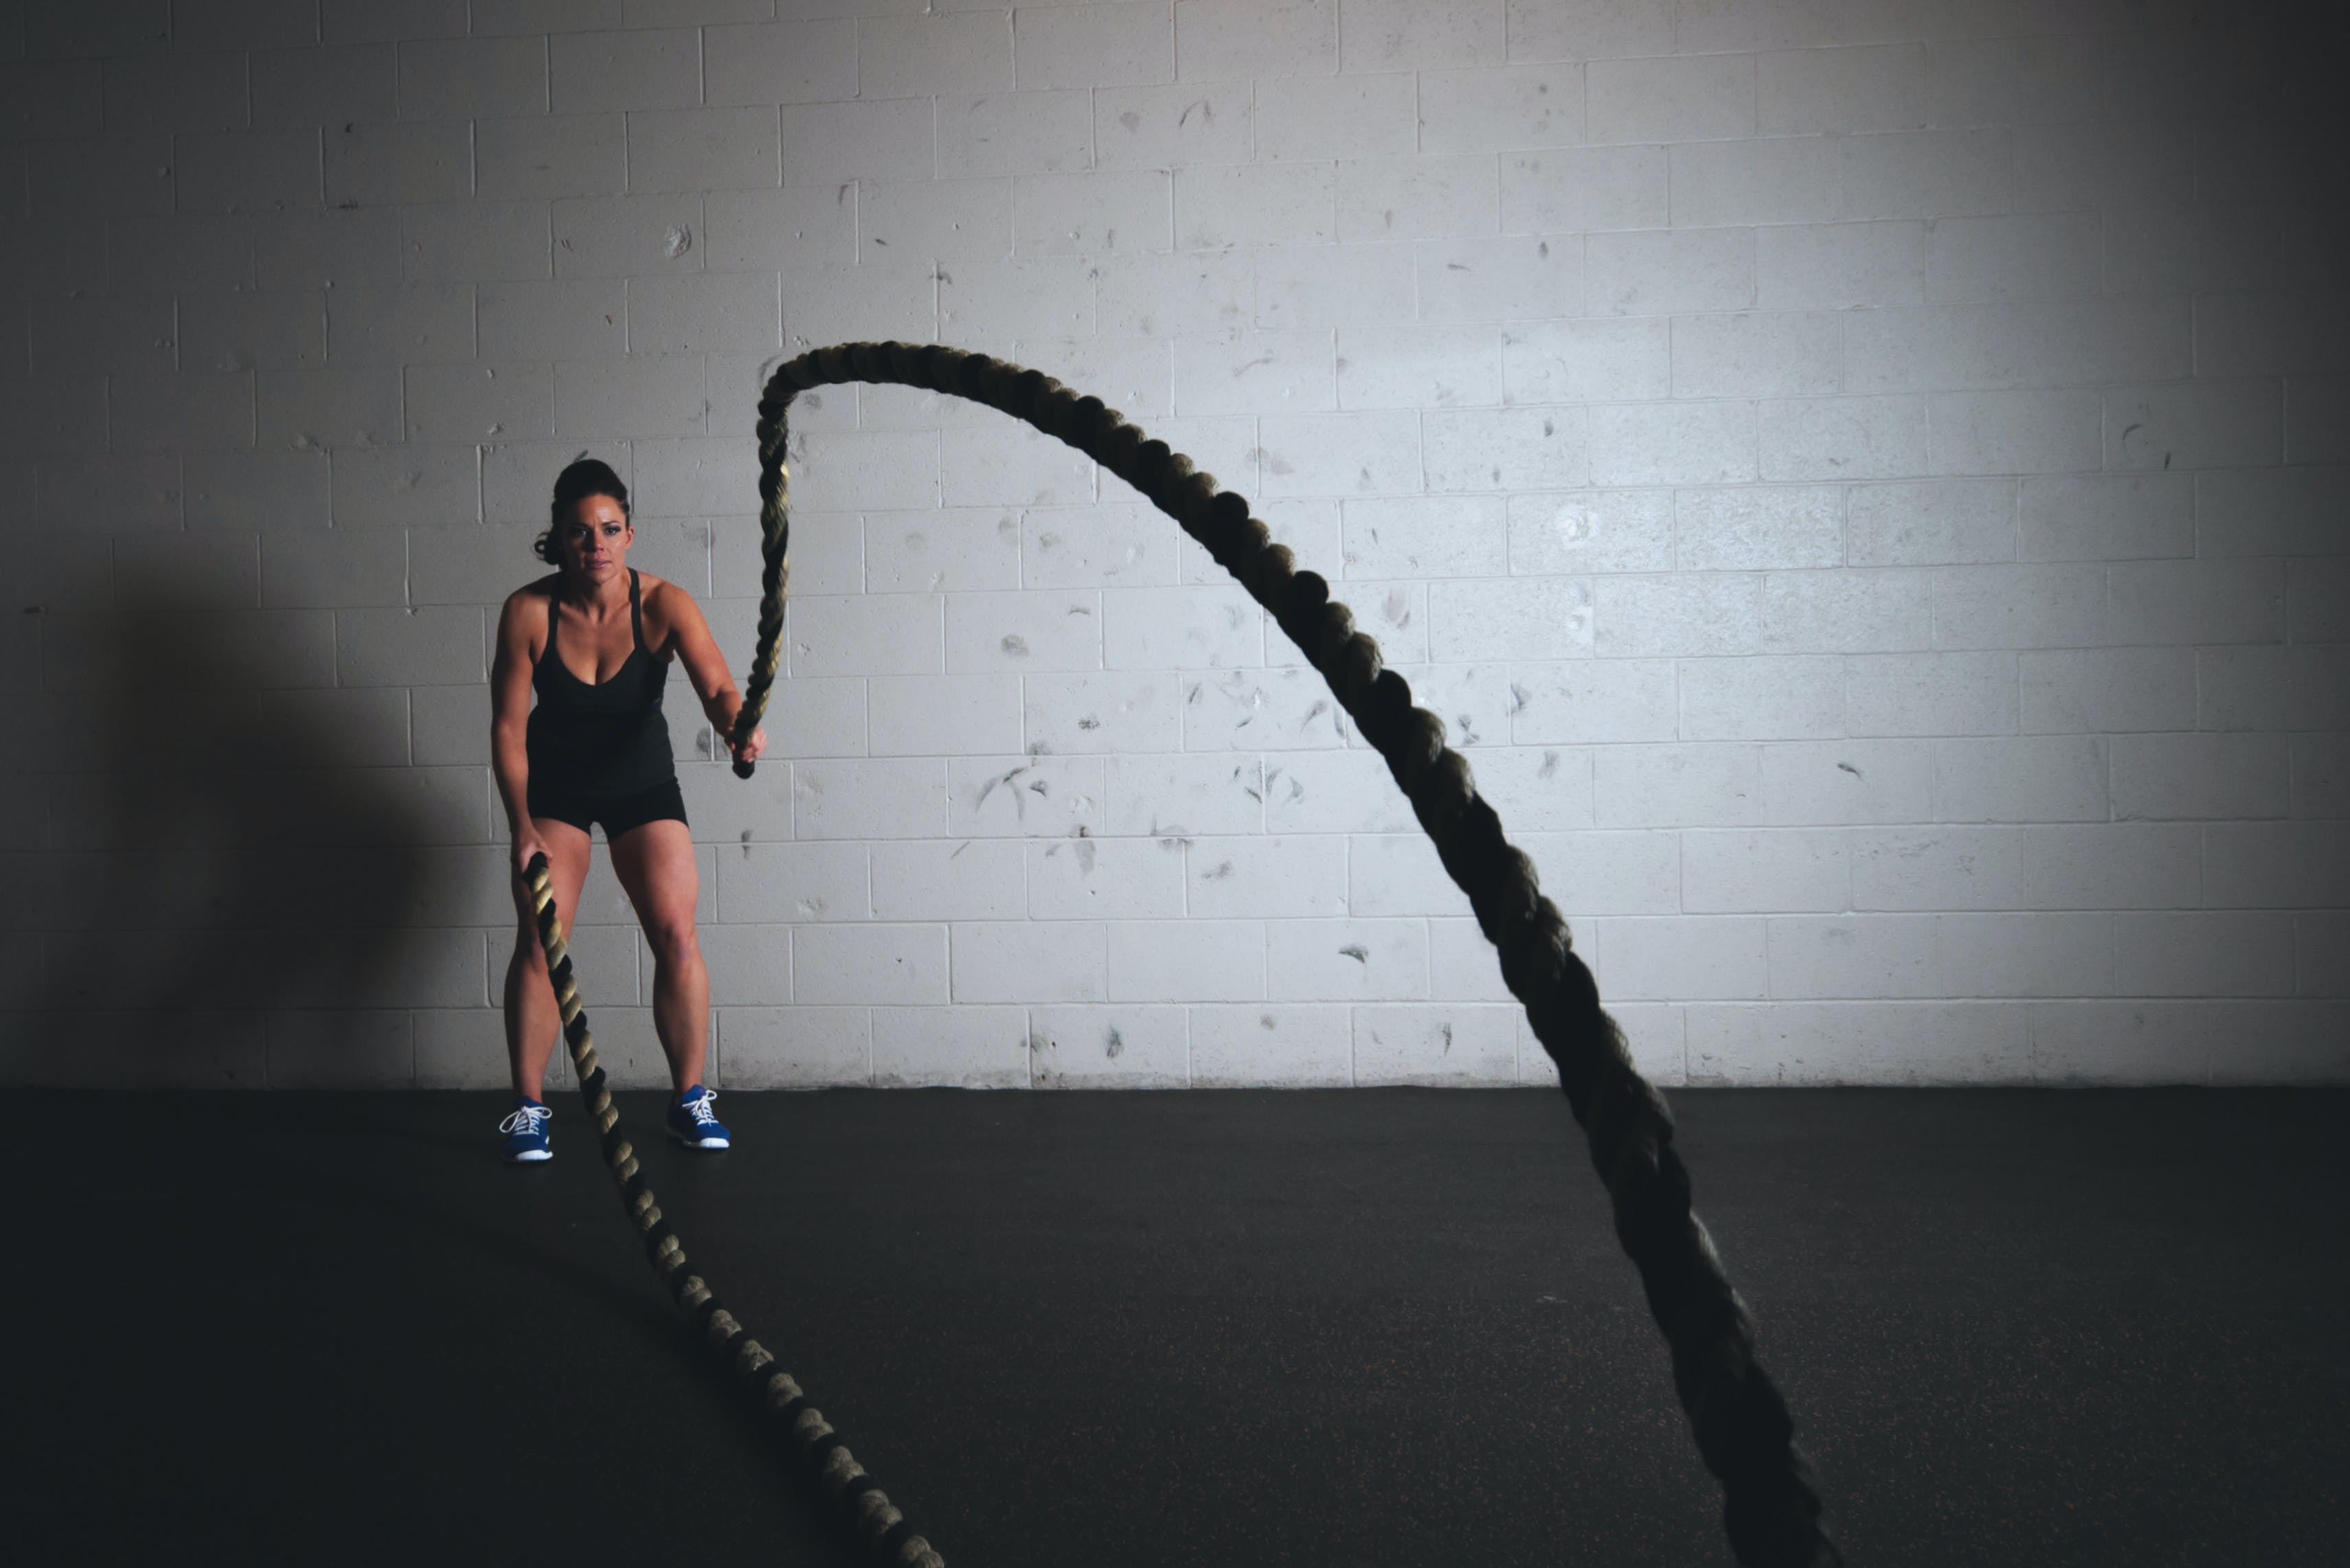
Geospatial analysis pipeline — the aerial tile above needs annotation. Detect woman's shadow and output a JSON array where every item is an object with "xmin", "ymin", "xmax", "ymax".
[{"xmin": 16, "ymin": 560, "xmax": 475, "ymax": 1089}]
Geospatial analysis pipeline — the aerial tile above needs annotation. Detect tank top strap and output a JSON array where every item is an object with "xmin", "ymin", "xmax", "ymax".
[
  {"xmin": 628, "ymin": 568, "xmax": 648, "ymax": 655},
  {"xmin": 543, "ymin": 583, "xmax": 563, "ymax": 659}
]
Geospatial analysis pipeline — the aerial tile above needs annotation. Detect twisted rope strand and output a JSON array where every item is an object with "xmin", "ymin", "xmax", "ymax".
[
  {"xmin": 717, "ymin": 342, "xmax": 1841, "ymax": 1568},
  {"xmin": 523, "ymin": 854, "xmax": 946, "ymax": 1568}
]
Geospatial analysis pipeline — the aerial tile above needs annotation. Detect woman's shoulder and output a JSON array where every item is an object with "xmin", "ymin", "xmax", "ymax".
[
  {"xmin": 504, "ymin": 573, "xmax": 562, "ymax": 605},
  {"xmin": 497, "ymin": 574, "xmax": 563, "ymax": 629},
  {"xmin": 638, "ymin": 572, "xmax": 708, "ymax": 654},
  {"xmin": 637, "ymin": 571, "xmax": 701, "ymax": 624}
]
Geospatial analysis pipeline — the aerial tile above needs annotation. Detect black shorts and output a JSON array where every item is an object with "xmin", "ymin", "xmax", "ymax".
[{"xmin": 528, "ymin": 776, "xmax": 689, "ymax": 839}]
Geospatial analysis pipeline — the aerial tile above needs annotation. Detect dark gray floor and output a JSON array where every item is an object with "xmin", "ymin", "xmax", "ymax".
[{"xmin": 3, "ymin": 1087, "xmax": 2344, "ymax": 1566}]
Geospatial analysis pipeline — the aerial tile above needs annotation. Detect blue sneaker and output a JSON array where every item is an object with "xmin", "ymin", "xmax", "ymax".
[
  {"xmin": 668, "ymin": 1084, "xmax": 730, "ymax": 1150},
  {"xmin": 499, "ymin": 1098, "xmax": 552, "ymax": 1163}
]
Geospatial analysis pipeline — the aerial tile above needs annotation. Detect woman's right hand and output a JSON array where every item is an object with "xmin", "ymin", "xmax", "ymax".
[{"xmin": 514, "ymin": 830, "xmax": 552, "ymax": 882}]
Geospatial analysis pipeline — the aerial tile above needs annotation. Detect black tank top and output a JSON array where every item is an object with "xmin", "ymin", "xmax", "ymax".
[{"xmin": 526, "ymin": 569, "xmax": 676, "ymax": 795}]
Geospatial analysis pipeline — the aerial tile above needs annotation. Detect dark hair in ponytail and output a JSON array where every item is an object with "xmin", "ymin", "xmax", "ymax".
[{"xmin": 533, "ymin": 457, "xmax": 632, "ymax": 565}]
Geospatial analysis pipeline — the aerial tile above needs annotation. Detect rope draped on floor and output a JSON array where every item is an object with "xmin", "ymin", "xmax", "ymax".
[
  {"xmin": 536, "ymin": 339, "xmax": 1841, "ymax": 1568},
  {"xmin": 523, "ymin": 856, "xmax": 945, "ymax": 1568}
]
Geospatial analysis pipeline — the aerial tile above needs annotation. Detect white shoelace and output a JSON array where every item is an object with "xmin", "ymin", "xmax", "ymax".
[
  {"xmin": 684, "ymin": 1092, "xmax": 719, "ymax": 1126},
  {"xmin": 499, "ymin": 1104, "xmax": 552, "ymax": 1137}
]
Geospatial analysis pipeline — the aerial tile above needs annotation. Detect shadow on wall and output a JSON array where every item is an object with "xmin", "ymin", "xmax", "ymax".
[{"xmin": 14, "ymin": 567, "xmax": 477, "ymax": 1089}]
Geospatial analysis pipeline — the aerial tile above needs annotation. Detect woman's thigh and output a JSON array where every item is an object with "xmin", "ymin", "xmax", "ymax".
[
  {"xmin": 607, "ymin": 817, "xmax": 700, "ymax": 945},
  {"xmin": 511, "ymin": 817, "xmax": 595, "ymax": 957}
]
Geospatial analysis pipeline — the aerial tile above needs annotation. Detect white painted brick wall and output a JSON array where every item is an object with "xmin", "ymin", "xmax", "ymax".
[{"xmin": 6, "ymin": 0, "xmax": 2345, "ymax": 1092}]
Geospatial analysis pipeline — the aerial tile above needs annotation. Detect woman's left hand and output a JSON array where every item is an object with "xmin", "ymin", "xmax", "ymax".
[{"xmin": 733, "ymin": 725, "xmax": 768, "ymax": 764}]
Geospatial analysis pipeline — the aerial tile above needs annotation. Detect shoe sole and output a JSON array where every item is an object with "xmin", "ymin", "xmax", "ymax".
[
  {"xmin": 505, "ymin": 1148, "xmax": 553, "ymax": 1163},
  {"xmin": 670, "ymin": 1132, "xmax": 730, "ymax": 1149}
]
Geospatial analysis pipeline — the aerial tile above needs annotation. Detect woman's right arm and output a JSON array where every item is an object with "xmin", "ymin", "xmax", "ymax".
[{"xmin": 490, "ymin": 591, "xmax": 544, "ymax": 876}]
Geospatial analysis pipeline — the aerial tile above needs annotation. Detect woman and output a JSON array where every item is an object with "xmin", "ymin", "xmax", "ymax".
[{"xmin": 490, "ymin": 458, "xmax": 767, "ymax": 1163}]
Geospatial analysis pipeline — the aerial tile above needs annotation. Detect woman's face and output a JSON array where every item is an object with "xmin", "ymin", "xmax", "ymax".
[{"xmin": 556, "ymin": 495, "xmax": 631, "ymax": 583}]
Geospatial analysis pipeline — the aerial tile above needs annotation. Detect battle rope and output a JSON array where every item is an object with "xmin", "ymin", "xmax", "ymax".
[
  {"xmin": 713, "ymin": 342, "xmax": 1843, "ymax": 1568},
  {"xmin": 523, "ymin": 854, "xmax": 945, "ymax": 1568}
]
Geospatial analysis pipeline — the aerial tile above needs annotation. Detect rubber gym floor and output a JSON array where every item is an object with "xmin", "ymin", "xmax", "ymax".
[{"xmin": 5, "ymin": 1086, "xmax": 2343, "ymax": 1566}]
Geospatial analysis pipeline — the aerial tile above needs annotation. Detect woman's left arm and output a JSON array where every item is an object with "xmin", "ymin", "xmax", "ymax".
[{"xmin": 657, "ymin": 583, "xmax": 767, "ymax": 764}]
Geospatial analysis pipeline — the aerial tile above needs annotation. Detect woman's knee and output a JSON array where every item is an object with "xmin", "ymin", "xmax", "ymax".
[{"xmin": 644, "ymin": 915, "xmax": 699, "ymax": 967}]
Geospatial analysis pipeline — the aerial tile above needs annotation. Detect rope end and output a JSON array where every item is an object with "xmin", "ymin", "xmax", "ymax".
[{"xmin": 732, "ymin": 757, "xmax": 756, "ymax": 780}]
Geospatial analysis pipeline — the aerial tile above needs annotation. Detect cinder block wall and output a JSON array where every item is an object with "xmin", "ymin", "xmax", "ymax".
[{"xmin": 5, "ymin": 0, "xmax": 2345, "ymax": 1091}]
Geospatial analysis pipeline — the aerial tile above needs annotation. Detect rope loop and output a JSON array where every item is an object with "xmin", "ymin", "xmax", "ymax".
[{"xmin": 637, "ymin": 347, "xmax": 1842, "ymax": 1568}]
